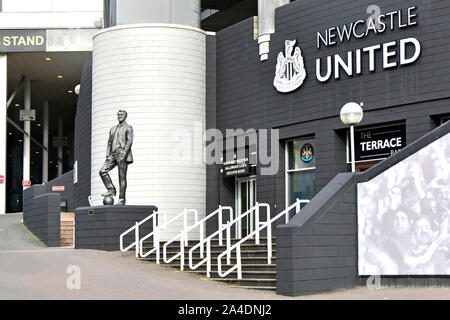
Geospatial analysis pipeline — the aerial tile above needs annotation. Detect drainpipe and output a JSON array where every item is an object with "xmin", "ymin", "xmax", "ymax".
[
  {"xmin": 42, "ymin": 101, "xmax": 49, "ymax": 183},
  {"xmin": 257, "ymin": 0, "xmax": 290, "ymax": 61},
  {"xmin": 23, "ymin": 80, "xmax": 31, "ymax": 190}
]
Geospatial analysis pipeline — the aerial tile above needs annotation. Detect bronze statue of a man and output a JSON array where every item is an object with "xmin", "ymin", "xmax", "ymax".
[{"xmin": 99, "ymin": 110, "xmax": 133, "ymax": 205}]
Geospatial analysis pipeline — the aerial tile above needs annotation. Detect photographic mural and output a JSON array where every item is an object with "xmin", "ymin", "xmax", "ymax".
[{"xmin": 358, "ymin": 133, "xmax": 450, "ymax": 275}]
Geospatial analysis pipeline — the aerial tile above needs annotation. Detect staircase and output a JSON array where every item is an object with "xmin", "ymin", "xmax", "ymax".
[
  {"xmin": 133, "ymin": 237, "xmax": 277, "ymax": 290},
  {"xmin": 60, "ymin": 212, "xmax": 75, "ymax": 247},
  {"xmin": 120, "ymin": 200, "xmax": 309, "ymax": 292}
]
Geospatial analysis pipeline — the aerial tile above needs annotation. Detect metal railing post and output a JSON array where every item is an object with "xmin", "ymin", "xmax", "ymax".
[
  {"xmin": 206, "ymin": 240, "xmax": 211, "ymax": 278},
  {"xmin": 255, "ymin": 202, "xmax": 260, "ymax": 245},
  {"xmin": 154, "ymin": 214, "xmax": 159, "ymax": 263},
  {"xmin": 183, "ymin": 209, "xmax": 189, "ymax": 246},
  {"xmin": 180, "ymin": 231, "xmax": 184, "ymax": 271},
  {"xmin": 135, "ymin": 222, "xmax": 139, "ymax": 258},
  {"xmin": 200, "ymin": 223, "xmax": 204, "ymax": 258},
  {"xmin": 218, "ymin": 205, "xmax": 223, "ymax": 245},
  {"xmin": 226, "ymin": 223, "xmax": 231, "ymax": 265},
  {"xmin": 155, "ymin": 230, "xmax": 160, "ymax": 264},
  {"xmin": 237, "ymin": 246, "xmax": 242, "ymax": 279},
  {"xmin": 267, "ymin": 222, "xmax": 272, "ymax": 264}
]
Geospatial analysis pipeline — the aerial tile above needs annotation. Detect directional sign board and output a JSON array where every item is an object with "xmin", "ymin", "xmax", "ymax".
[
  {"xmin": 20, "ymin": 109, "xmax": 36, "ymax": 121},
  {"xmin": 53, "ymin": 136, "xmax": 68, "ymax": 148},
  {"xmin": 22, "ymin": 180, "xmax": 31, "ymax": 187}
]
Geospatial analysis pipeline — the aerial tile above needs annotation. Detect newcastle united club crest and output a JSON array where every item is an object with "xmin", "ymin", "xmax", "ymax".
[
  {"xmin": 300, "ymin": 143, "xmax": 314, "ymax": 163},
  {"xmin": 273, "ymin": 39, "xmax": 306, "ymax": 93}
]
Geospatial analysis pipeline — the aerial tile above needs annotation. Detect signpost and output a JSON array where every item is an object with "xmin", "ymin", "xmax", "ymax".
[
  {"xmin": 0, "ymin": 30, "xmax": 46, "ymax": 52},
  {"xmin": 221, "ymin": 157, "xmax": 250, "ymax": 177},
  {"xmin": 351, "ymin": 124, "xmax": 406, "ymax": 163},
  {"xmin": 19, "ymin": 109, "xmax": 35, "ymax": 121},
  {"xmin": 22, "ymin": 180, "xmax": 31, "ymax": 187},
  {"xmin": 53, "ymin": 136, "xmax": 68, "ymax": 148}
]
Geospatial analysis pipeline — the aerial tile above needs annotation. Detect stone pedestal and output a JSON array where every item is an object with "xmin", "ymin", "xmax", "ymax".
[{"xmin": 74, "ymin": 205, "xmax": 157, "ymax": 251}]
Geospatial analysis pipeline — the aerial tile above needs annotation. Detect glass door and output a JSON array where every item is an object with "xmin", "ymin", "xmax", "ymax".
[{"xmin": 236, "ymin": 176, "xmax": 256, "ymax": 238}]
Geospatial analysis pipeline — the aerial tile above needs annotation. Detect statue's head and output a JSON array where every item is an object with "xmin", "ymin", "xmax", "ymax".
[{"xmin": 117, "ymin": 110, "xmax": 127, "ymax": 122}]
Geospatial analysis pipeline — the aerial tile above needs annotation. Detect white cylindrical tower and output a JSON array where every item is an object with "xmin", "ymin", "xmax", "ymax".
[{"xmin": 91, "ymin": 24, "xmax": 206, "ymax": 240}]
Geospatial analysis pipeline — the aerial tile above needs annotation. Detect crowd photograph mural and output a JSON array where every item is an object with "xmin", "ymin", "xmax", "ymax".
[{"xmin": 358, "ymin": 133, "xmax": 450, "ymax": 275}]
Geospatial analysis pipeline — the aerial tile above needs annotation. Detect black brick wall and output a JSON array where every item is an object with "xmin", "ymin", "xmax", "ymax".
[
  {"xmin": 212, "ymin": 0, "xmax": 450, "ymax": 295},
  {"xmin": 276, "ymin": 121, "xmax": 450, "ymax": 296},
  {"xmin": 23, "ymin": 188, "xmax": 61, "ymax": 247},
  {"xmin": 276, "ymin": 173, "xmax": 358, "ymax": 295},
  {"xmin": 213, "ymin": 0, "xmax": 450, "ymax": 215},
  {"xmin": 75, "ymin": 205, "xmax": 157, "ymax": 251},
  {"xmin": 74, "ymin": 58, "xmax": 93, "ymax": 209},
  {"xmin": 206, "ymin": 34, "xmax": 220, "ymax": 235},
  {"xmin": 43, "ymin": 171, "xmax": 75, "ymax": 212}
]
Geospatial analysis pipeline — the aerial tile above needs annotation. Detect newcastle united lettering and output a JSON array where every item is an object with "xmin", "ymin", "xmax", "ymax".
[
  {"xmin": 315, "ymin": 6, "xmax": 420, "ymax": 83},
  {"xmin": 316, "ymin": 7, "xmax": 418, "ymax": 48}
]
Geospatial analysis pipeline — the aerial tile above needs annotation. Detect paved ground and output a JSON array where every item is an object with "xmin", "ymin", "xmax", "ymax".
[{"xmin": 1, "ymin": 213, "xmax": 450, "ymax": 300}]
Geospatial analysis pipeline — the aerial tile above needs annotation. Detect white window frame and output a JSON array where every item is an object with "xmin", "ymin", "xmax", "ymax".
[{"xmin": 284, "ymin": 140, "xmax": 316, "ymax": 210}]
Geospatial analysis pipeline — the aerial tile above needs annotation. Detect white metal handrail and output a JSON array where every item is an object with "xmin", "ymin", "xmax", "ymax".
[
  {"xmin": 188, "ymin": 202, "xmax": 270, "ymax": 277},
  {"xmin": 163, "ymin": 205, "xmax": 233, "ymax": 271},
  {"xmin": 138, "ymin": 208, "xmax": 198, "ymax": 263},
  {"xmin": 119, "ymin": 210, "xmax": 159, "ymax": 258},
  {"xmin": 160, "ymin": 209, "xmax": 199, "ymax": 242},
  {"xmin": 136, "ymin": 211, "xmax": 164, "ymax": 262},
  {"xmin": 217, "ymin": 198, "xmax": 310, "ymax": 279}
]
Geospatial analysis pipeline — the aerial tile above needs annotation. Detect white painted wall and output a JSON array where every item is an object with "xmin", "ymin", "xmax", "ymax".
[
  {"xmin": 0, "ymin": 0, "xmax": 103, "ymax": 29},
  {"xmin": 116, "ymin": 0, "xmax": 200, "ymax": 29},
  {"xmin": 91, "ymin": 24, "xmax": 206, "ymax": 240},
  {"xmin": 46, "ymin": 29, "xmax": 98, "ymax": 52},
  {"xmin": 0, "ymin": 55, "xmax": 6, "ymax": 215}
]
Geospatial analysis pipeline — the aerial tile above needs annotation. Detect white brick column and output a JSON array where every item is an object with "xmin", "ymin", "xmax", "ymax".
[{"xmin": 91, "ymin": 24, "xmax": 206, "ymax": 240}]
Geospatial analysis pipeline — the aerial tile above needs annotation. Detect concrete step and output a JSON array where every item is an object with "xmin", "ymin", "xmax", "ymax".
[
  {"xmin": 135, "ymin": 256, "xmax": 276, "ymax": 264},
  {"xmin": 228, "ymin": 285, "xmax": 276, "ymax": 291},
  {"xmin": 60, "ymin": 220, "xmax": 74, "ymax": 247},
  {"xmin": 158, "ymin": 249, "xmax": 275, "ymax": 259},
  {"xmin": 143, "ymin": 237, "xmax": 275, "ymax": 247},
  {"xmin": 200, "ymin": 277, "xmax": 276, "ymax": 288},
  {"xmin": 130, "ymin": 237, "xmax": 278, "ymax": 291},
  {"xmin": 178, "ymin": 269, "xmax": 276, "ymax": 279},
  {"xmin": 142, "ymin": 243, "xmax": 276, "ymax": 252},
  {"xmin": 143, "ymin": 260, "xmax": 277, "ymax": 274}
]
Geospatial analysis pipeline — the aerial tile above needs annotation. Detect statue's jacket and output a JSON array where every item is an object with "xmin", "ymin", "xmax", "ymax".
[{"xmin": 106, "ymin": 121, "xmax": 134, "ymax": 164}]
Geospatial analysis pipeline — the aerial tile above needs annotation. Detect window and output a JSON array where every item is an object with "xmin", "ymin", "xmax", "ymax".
[{"xmin": 285, "ymin": 138, "xmax": 316, "ymax": 217}]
